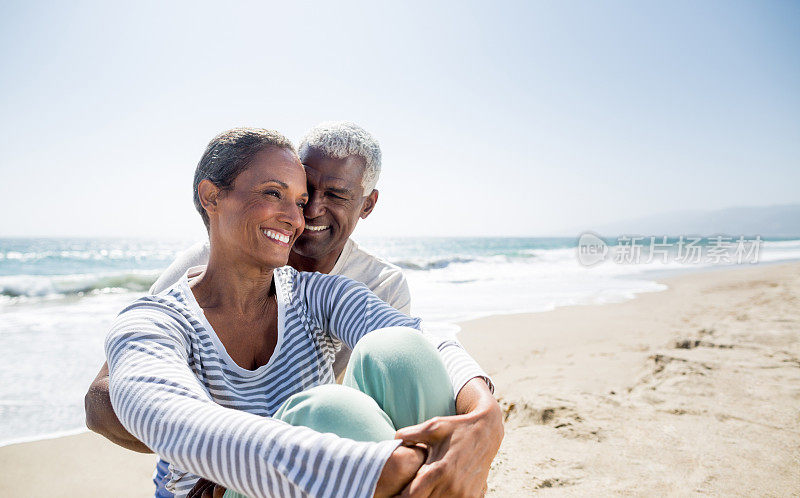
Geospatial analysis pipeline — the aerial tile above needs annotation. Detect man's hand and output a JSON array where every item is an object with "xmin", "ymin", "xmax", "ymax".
[
  {"xmin": 187, "ymin": 478, "xmax": 227, "ymax": 498},
  {"xmin": 394, "ymin": 378, "xmax": 503, "ymax": 497},
  {"xmin": 84, "ymin": 362, "xmax": 152, "ymax": 453}
]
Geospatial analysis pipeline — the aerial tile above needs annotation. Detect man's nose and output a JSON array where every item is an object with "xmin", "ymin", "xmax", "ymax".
[{"xmin": 303, "ymin": 192, "xmax": 325, "ymax": 219}]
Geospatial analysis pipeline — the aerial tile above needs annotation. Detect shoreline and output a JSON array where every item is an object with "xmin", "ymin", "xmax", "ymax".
[
  {"xmin": 1, "ymin": 259, "xmax": 780, "ymax": 449},
  {"xmin": 1, "ymin": 261, "xmax": 798, "ymax": 496},
  {"xmin": 0, "ymin": 427, "xmax": 90, "ymax": 450}
]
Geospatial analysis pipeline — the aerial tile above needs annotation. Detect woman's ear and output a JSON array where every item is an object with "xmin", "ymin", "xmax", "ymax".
[
  {"xmin": 360, "ymin": 189, "xmax": 379, "ymax": 219},
  {"xmin": 198, "ymin": 179, "xmax": 222, "ymax": 218}
]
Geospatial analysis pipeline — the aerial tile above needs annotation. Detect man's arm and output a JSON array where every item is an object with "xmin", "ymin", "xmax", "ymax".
[
  {"xmin": 377, "ymin": 268, "xmax": 412, "ymax": 315},
  {"xmin": 386, "ymin": 271, "xmax": 411, "ymax": 315},
  {"xmin": 86, "ymin": 240, "xmax": 211, "ymax": 451},
  {"xmin": 149, "ymin": 240, "xmax": 210, "ymax": 294},
  {"xmin": 84, "ymin": 362, "xmax": 152, "ymax": 453}
]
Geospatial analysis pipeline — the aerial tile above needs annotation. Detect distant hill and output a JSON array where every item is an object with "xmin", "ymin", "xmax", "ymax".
[{"xmin": 589, "ymin": 204, "xmax": 800, "ymax": 237}]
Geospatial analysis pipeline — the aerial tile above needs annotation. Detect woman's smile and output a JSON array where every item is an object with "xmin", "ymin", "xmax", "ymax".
[{"xmin": 261, "ymin": 227, "xmax": 294, "ymax": 246}]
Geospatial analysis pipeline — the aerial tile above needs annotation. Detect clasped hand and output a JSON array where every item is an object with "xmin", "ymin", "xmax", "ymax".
[
  {"xmin": 395, "ymin": 411, "xmax": 502, "ymax": 497},
  {"xmin": 191, "ymin": 379, "xmax": 504, "ymax": 498},
  {"xmin": 377, "ymin": 378, "xmax": 504, "ymax": 497}
]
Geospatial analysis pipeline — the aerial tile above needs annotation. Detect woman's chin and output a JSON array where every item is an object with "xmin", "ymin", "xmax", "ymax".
[
  {"xmin": 244, "ymin": 248, "xmax": 290, "ymax": 270},
  {"xmin": 260, "ymin": 255, "xmax": 289, "ymax": 269}
]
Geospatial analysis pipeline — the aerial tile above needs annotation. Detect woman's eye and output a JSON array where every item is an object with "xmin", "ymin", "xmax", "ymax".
[
  {"xmin": 263, "ymin": 189, "xmax": 280, "ymax": 198},
  {"xmin": 297, "ymin": 202, "xmax": 307, "ymax": 209}
]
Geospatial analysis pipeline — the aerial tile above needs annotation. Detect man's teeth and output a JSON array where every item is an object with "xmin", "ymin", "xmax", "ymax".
[
  {"xmin": 262, "ymin": 229, "xmax": 290, "ymax": 244},
  {"xmin": 305, "ymin": 225, "xmax": 329, "ymax": 232}
]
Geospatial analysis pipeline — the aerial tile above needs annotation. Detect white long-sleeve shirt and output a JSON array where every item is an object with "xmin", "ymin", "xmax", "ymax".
[{"xmin": 106, "ymin": 266, "xmax": 490, "ymax": 497}]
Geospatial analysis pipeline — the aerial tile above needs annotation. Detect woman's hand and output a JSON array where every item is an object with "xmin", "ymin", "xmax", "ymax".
[
  {"xmin": 393, "ymin": 378, "xmax": 504, "ymax": 497},
  {"xmin": 374, "ymin": 445, "xmax": 426, "ymax": 497}
]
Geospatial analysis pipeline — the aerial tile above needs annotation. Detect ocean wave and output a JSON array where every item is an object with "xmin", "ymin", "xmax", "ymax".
[
  {"xmin": 0, "ymin": 249, "xmax": 178, "ymax": 262},
  {"xmin": 391, "ymin": 250, "xmax": 556, "ymax": 271},
  {"xmin": 761, "ymin": 239, "xmax": 800, "ymax": 249},
  {"xmin": 392, "ymin": 256, "xmax": 477, "ymax": 270},
  {"xmin": 0, "ymin": 272, "xmax": 158, "ymax": 299}
]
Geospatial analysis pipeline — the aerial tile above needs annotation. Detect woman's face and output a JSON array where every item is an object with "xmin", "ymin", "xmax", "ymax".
[{"xmin": 211, "ymin": 146, "xmax": 308, "ymax": 270}]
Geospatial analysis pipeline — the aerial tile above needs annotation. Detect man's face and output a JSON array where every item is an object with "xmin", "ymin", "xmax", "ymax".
[{"xmin": 291, "ymin": 147, "xmax": 377, "ymax": 260}]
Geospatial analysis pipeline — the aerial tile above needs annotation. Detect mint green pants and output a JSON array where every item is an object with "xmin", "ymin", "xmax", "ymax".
[{"xmin": 223, "ymin": 327, "xmax": 456, "ymax": 498}]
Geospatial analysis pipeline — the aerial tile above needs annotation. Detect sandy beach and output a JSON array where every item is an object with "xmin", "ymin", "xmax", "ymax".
[
  {"xmin": 463, "ymin": 261, "xmax": 800, "ymax": 496},
  {"xmin": 2, "ymin": 261, "xmax": 798, "ymax": 496}
]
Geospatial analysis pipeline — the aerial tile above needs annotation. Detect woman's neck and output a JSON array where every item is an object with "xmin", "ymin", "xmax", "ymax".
[{"xmin": 190, "ymin": 246, "xmax": 276, "ymax": 315}]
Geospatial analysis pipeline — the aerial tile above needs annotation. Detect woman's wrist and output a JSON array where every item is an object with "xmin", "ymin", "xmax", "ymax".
[
  {"xmin": 456, "ymin": 377, "xmax": 505, "ymax": 443},
  {"xmin": 456, "ymin": 377, "xmax": 498, "ymax": 413},
  {"xmin": 374, "ymin": 445, "xmax": 425, "ymax": 497}
]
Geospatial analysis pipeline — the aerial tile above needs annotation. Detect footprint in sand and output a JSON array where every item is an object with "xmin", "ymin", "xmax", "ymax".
[
  {"xmin": 499, "ymin": 398, "xmax": 602, "ymax": 441},
  {"xmin": 673, "ymin": 338, "xmax": 734, "ymax": 350}
]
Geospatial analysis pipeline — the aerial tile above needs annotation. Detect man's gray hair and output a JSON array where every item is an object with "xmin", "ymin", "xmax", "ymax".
[
  {"xmin": 298, "ymin": 121, "xmax": 382, "ymax": 196},
  {"xmin": 193, "ymin": 127, "xmax": 296, "ymax": 229}
]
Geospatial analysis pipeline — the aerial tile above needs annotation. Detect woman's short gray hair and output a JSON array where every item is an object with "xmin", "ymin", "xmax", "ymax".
[
  {"xmin": 298, "ymin": 121, "xmax": 382, "ymax": 196},
  {"xmin": 193, "ymin": 127, "xmax": 296, "ymax": 229}
]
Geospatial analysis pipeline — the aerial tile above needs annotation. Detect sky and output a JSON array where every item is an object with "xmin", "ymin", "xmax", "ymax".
[{"xmin": 1, "ymin": 0, "xmax": 798, "ymax": 239}]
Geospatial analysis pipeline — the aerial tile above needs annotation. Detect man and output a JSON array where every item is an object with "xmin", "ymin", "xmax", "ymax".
[{"xmin": 85, "ymin": 122, "xmax": 501, "ymax": 497}]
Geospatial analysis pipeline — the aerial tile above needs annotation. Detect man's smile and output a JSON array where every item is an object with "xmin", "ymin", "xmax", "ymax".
[{"xmin": 304, "ymin": 224, "xmax": 330, "ymax": 232}]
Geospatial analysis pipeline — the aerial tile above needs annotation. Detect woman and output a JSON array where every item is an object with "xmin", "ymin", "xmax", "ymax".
[{"xmin": 105, "ymin": 128, "xmax": 502, "ymax": 497}]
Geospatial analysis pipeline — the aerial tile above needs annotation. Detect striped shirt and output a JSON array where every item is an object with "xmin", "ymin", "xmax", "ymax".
[{"xmin": 106, "ymin": 266, "xmax": 491, "ymax": 498}]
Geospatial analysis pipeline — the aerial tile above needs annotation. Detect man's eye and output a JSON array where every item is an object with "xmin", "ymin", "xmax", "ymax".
[{"xmin": 327, "ymin": 192, "xmax": 345, "ymax": 200}]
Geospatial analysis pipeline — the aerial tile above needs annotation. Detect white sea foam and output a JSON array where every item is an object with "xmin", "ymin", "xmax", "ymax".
[
  {"xmin": 0, "ymin": 271, "xmax": 159, "ymax": 300},
  {"xmin": 0, "ymin": 291, "xmax": 140, "ymax": 444},
  {"xmin": 404, "ymin": 250, "xmax": 668, "ymax": 321}
]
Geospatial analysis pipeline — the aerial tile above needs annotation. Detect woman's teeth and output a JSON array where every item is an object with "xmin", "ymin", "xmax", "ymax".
[
  {"xmin": 262, "ymin": 229, "xmax": 290, "ymax": 244},
  {"xmin": 305, "ymin": 225, "xmax": 329, "ymax": 232}
]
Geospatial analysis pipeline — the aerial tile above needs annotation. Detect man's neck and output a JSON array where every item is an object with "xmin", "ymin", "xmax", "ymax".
[{"xmin": 288, "ymin": 243, "xmax": 347, "ymax": 275}]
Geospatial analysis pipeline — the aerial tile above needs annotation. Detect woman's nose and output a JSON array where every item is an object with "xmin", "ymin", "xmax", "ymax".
[{"xmin": 277, "ymin": 199, "xmax": 306, "ymax": 229}]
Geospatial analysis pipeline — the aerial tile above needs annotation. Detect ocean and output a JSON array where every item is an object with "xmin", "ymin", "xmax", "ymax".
[{"xmin": 2, "ymin": 235, "xmax": 800, "ymax": 446}]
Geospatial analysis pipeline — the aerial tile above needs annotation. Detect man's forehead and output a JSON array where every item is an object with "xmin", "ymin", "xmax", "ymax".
[
  {"xmin": 303, "ymin": 164, "xmax": 346, "ymax": 181},
  {"xmin": 303, "ymin": 156, "xmax": 365, "ymax": 188}
]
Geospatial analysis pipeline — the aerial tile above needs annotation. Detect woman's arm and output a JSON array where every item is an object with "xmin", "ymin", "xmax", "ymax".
[
  {"xmin": 107, "ymin": 299, "xmax": 400, "ymax": 498},
  {"xmin": 302, "ymin": 274, "xmax": 502, "ymax": 496},
  {"xmin": 303, "ymin": 273, "xmax": 494, "ymax": 398},
  {"xmin": 190, "ymin": 444, "xmax": 427, "ymax": 498}
]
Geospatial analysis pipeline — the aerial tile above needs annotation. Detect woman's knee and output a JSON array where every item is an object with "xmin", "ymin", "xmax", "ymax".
[
  {"xmin": 351, "ymin": 326, "xmax": 441, "ymax": 372},
  {"xmin": 274, "ymin": 385, "xmax": 394, "ymax": 442},
  {"xmin": 345, "ymin": 327, "xmax": 456, "ymax": 428}
]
